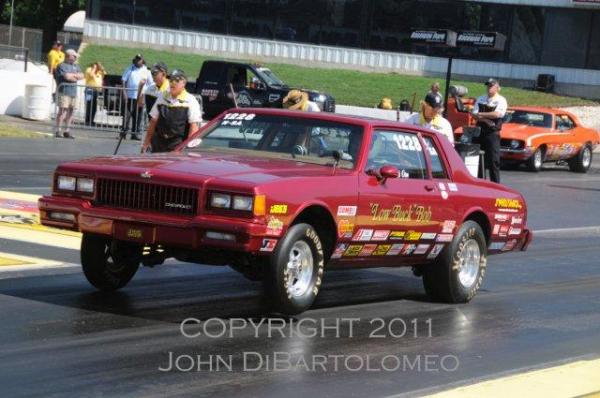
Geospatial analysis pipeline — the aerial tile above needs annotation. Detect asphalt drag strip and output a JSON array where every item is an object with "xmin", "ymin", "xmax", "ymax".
[{"xmin": 0, "ymin": 231, "xmax": 599, "ymax": 397}]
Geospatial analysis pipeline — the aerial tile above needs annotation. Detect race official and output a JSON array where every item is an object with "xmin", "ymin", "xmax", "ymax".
[
  {"xmin": 406, "ymin": 92, "xmax": 454, "ymax": 145},
  {"xmin": 143, "ymin": 62, "xmax": 169, "ymax": 117},
  {"xmin": 471, "ymin": 78, "xmax": 508, "ymax": 183},
  {"xmin": 142, "ymin": 69, "xmax": 202, "ymax": 153}
]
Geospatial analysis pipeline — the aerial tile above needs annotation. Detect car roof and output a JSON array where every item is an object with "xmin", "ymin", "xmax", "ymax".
[
  {"xmin": 223, "ymin": 107, "xmax": 426, "ymax": 132},
  {"xmin": 509, "ymin": 106, "xmax": 564, "ymax": 115}
]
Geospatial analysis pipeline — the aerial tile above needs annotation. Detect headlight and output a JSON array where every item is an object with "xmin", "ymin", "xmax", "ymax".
[
  {"xmin": 57, "ymin": 176, "xmax": 76, "ymax": 191},
  {"xmin": 510, "ymin": 140, "xmax": 522, "ymax": 149},
  {"xmin": 210, "ymin": 193, "xmax": 231, "ymax": 208},
  {"xmin": 232, "ymin": 195, "xmax": 253, "ymax": 211},
  {"xmin": 77, "ymin": 178, "xmax": 94, "ymax": 193}
]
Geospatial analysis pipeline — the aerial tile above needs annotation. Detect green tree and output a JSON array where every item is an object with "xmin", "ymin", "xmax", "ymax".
[{"xmin": 1, "ymin": 0, "xmax": 85, "ymax": 50}]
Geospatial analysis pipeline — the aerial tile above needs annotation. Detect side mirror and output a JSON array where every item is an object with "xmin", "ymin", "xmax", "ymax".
[{"xmin": 366, "ymin": 165, "xmax": 399, "ymax": 184}]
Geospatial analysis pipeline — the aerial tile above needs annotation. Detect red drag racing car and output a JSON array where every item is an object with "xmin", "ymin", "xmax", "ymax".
[{"xmin": 39, "ymin": 109, "xmax": 531, "ymax": 315}]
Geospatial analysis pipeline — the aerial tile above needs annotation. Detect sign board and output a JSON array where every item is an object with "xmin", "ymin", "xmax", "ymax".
[
  {"xmin": 456, "ymin": 31, "xmax": 506, "ymax": 51},
  {"xmin": 409, "ymin": 30, "xmax": 457, "ymax": 47}
]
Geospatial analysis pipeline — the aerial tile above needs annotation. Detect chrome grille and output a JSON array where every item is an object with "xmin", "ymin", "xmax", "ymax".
[{"xmin": 96, "ymin": 179, "xmax": 198, "ymax": 215}]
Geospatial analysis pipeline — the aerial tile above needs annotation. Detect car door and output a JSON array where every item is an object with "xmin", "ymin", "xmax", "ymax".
[
  {"xmin": 547, "ymin": 114, "xmax": 579, "ymax": 160},
  {"xmin": 350, "ymin": 129, "xmax": 449, "ymax": 264}
]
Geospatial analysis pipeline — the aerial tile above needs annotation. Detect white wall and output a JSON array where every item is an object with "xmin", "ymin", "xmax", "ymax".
[
  {"xmin": 0, "ymin": 69, "xmax": 53, "ymax": 116},
  {"xmin": 84, "ymin": 20, "xmax": 600, "ymax": 92}
]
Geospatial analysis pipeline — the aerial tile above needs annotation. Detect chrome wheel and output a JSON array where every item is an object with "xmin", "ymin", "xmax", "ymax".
[
  {"xmin": 285, "ymin": 240, "xmax": 314, "ymax": 297},
  {"xmin": 582, "ymin": 147, "xmax": 592, "ymax": 168},
  {"xmin": 457, "ymin": 239, "xmax": 480, "ymax": 288},
  {"xmin": 533, "ymin": 149, "xmax": 543, "ymax": 170}
]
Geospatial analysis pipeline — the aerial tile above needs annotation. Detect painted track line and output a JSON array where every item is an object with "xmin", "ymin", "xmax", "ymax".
[{"xmin": 533, "ymin": 226, "xmax": 600, "ymax": 237}]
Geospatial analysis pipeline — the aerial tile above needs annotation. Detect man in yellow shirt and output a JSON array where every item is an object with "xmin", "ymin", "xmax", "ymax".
[
  {"xmin": 47, "ymin": 41, "xmax": 65, "ymax": 76},
  {"xmin": 84, "ymin": 62, "xmax": 106, "ymax": 126}
]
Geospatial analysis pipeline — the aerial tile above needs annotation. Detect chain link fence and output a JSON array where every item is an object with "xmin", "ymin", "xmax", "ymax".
[{"xmin": 0, "ymin": 24, "xmax": 42, "ymax": 63}]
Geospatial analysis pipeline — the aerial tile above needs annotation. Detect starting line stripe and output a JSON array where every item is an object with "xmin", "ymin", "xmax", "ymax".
[
  {"xmin": 0, "ymin": 252, "xmax": 63, "ymax": 268},
  {"xmin": 422, "ymin": 358, "xmax": 600, "ymax": 398},
  {"xmin": 0, "ymin": 225, "xmax": 81, "ymax": 250}
]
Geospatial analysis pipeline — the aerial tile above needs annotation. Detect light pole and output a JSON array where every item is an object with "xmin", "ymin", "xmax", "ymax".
[{"xmin": 8, "ymin": 0, "xmax": 15, "ymax": 45}]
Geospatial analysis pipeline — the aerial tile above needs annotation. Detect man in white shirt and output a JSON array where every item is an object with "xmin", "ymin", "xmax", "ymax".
[
  {"xmin": 142, "ymin": 69, "xmax": 202, "ymax": 153},
  {"xmin": 470, "ymin": 78, "xmax": 508, "ymax": 183},
  {"xmin": 406, "ymin": 92, "xmax": 454, "ymax": 145},
  {"xmin": 121, "ymin": 54, "xmax": 152, "ymax": 140}
]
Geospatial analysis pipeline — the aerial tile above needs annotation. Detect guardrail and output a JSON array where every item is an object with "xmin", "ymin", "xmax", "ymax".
[{"xmin": 54, "ymin": 82, "xmax": 150, "ymax": 134}]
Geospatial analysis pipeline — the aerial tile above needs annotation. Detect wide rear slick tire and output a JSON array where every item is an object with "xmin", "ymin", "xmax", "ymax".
[
  {"xmin": 264, "ymin": 223, "xmax": 325, "ymax": 315},
  {"xmin": 568, "ymin": 145, "xmax": 592, "ymax": 173},
  {"xmin": 81, "ymin": 233, "xmax": 142, "ymax": 291},
  {"xmin": 422, "ymin": 221, "xmax": 487, "ymax": 303}
]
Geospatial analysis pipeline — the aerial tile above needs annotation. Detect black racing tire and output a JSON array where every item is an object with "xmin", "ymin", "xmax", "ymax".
[
  {"xmin": 568, "ymin": 144, "xmax": 592, "ymax": 173},
  {"xmin": 81, "ymin": 233, "xmax": 142, "ymax": 291},
  {"xmin": 526, "ymin": 147, "xmax": 544, "ymax": 172},
  {"xmin": 264, "ymin": 223, "xmax": 325, "ymax": 315},
  {"xmin": 422, "ymin": 221, "xmax": 487, "ymax": 303}
]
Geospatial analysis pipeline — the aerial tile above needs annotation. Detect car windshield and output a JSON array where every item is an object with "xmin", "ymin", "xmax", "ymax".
[
  {"xmin": 185, "ymin": 113, "xmax": 363, "ymax": 169},
  {"xmin": 504, "ymin": 110, "xmax": 552, "ymax": 128},
  {"xmin": 256, "ymin": 67, "xmax": 285, "ymax": 86}
]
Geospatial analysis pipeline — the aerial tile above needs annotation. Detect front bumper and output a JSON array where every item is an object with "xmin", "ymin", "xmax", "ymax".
[
  {"xmin": 38, "ymin": 196, "xmax": 271, "ymax": 253},
  {"xmin": 500, "ymin": 147, "xmax": 533, "ymax": 161}
]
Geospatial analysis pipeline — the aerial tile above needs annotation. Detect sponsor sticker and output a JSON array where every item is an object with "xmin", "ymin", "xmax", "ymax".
[
  {"xmin": 344, "ymin": 245, "xmax": 362, "ymax": 257},
  {"xmin": 337, "ymin": 206, "xmax": 357, "ymax": 217},
  {"xmin": 427, "ymin": 243, "xmax": 445, "ymax": 259},
  {"xmin": 438, "ymin": 183, "xmax": 446, "ymax": 191},
  {"xmin": 371, "ymin": 230, "xmax": 391, "ymax": 241},
  {"xmin": 187, "ymin": 138, "xmax": 202, "ymax": 148},
  {"xmin": 373, "ymin": 244, "xmax": 392, "ymax": 256},
  {"xmin": 436, "ymin": 234, "xmax": 454, "ymax": 242},
  {"xmin": 414, "ymin": 244, "xmax": 430, "ymax": 255},
  {"xmin": 503, "ymin": 239, "xmax": 517, "ymax": 251},
  {"xmin": 338, "ymin": 219, "xmax": 354, "ymax": 238},
  {"xmin": 492, "ymin": 224, "xmax": 500, "ymax": 235},
  {"xmin": 495, "ymin": 198, "xmax": 522, "ymax": 210},
  {"xmin": 389, "ymin": 231, "xmax": 405, "ymax": 240},
  {"xmin": 269, "ymin": 204, "xmax": 288, "ymax": 214},
  {"xmin": 401, "ymin": 244, "xmax": 417, "ymax": 255},
  {"xmin": 420, "ymin": 232, "xmax": 437, "ymax": 240},
  {"xmin": 489, "ymin": 241, "xmax": 505, "ymax": 251},
  {"xmin": 511, "ymin": 215, "xmax": 523, "ymax": 225},
  {"xmin": 448, "ymin": 183, "xmax": 458, "ymax": 192},
  {"xmin": 266, "ymin": 217, "xmax": 284, "ymax": 235},
  {"xmin": 442, "ymin": 220, "xmax": 456, "ymax": 234},
  {"xmin": 494, "ymin": 213, "xmax": 510, "ymax": 222},
  {"xmin": 405, "ymin": 231, "xmax": 422, "ymax": 241},
  {"xmin": 499, "ymin": 225, "xmax": 509, "ymax": 237},
  {"xmin": 352, "ymin": 229, "xmax": 374, "ymax": 241},
  {"xmin": 370, "ymin": 203, "xmax": 432, "ymax": 223},
  {"xmin": 331, "ymin": 243, "xmax": 348, "ymax": 259},
  {"xmin": 441, "ymin": 191, "xmax": 449, "ymax": 200},
  {"xmin": 260, "ymin": 239, "xmax": 278, "ymax": 252},
  {"xmin": 509, "ymin": 227, "xmax": 521, "ymax": 236},
  {"xmin": 359, "ymin": 244, "xmax": 378, "ymax": 256},
  {"xmin": 386, "ymin": 244, "xmax": 404, "ymax": 256}
]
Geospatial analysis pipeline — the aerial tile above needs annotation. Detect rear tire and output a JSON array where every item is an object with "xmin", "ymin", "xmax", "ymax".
[
  {"xmin": 568, "ymin": 145, "xmax": 592, "ymax": 173},
  {"xmin": 264, "ymin": 223, "xmax": 325, "ymax": 315},
  {"xmin": 81, "ymin": 233, "xmax": 142, "ymax": 291},
  {"xmin": 422, "ymin": 221, "xmax": 487, "ymax": 303},
  {"xmin": 526, "ymin": 147, "xmax": 544, "ymax": 172}
]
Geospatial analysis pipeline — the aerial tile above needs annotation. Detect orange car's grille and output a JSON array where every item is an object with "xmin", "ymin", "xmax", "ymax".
[{"xmin": 95, "ymin": 179, "xmax": 198, "ymax": 216}]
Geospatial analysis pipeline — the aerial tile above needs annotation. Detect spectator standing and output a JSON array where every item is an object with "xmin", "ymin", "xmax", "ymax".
[
  {"xmin": 282, "ymin": 90, "xmax": 321, "ymax": 112},
  {"xmin": 141, "ymin": 70, "xmax": 202, "ymax": 153},
  {"xmin": 47, "ymin": 41, "xmax": 64, "ymax": 76},
  {"xmin": 377, "ymin": 97, "xmax": 393, "ymax": 110},
  {"xmin": 121, "ymin": 54, "xmax": 151, "ymax": 140},
  {"xmin": 470, "ymin": 78, "xmax": 507, "ymax": 183},
  {"xmin": 406, "ymin": 92, "xmax": 454, "ymax": 145},
  {"xmin": 429, "ymin": 82, "xmax": 443, "ymax": 104},
  {"xmin": 54, "ymin": 49, "xmax": 83, "ymax": 139},
  {"xmin": 84, "ymin": 62, "xmax": 105, "ymax": 126},
  {"xmin": 143, "ymin": 62, "xmax": 169, "ymax": 118}
]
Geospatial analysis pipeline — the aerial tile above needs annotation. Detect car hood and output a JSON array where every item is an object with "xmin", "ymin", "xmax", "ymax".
[
  {"xmin": 501, "ymin": 124, "xmax": 550, "ymax": 140},
  {"xmin": 57, "ymin": 151, "xmax": 344, "ymax": 184}
]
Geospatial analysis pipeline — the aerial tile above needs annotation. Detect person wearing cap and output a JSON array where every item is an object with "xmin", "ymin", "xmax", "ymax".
[
  {"xmin": 54, "ymin": 49, "xmax": 83, "ymax": 139},
  {"xmin": 141, "ymin": 69, "xmax": 202, "ymax": 153},
  {"xmin": 142, "ymin": 62, "xmax": 169, "ymax": 118},
  {"xmin": 47, "ymin": 41, "xmax": 64, "ymax": 76},
  {"xmin": 282, "ymin": 90, "xmax": 321, "ymax": 112},
  {"xmin": 470, "ymin": 78, "xmax": 508, "ymax": 183},
  {"xmin": 120, "ymin": 54, "xmax": 152, "ymax": 140},
  {"xmin": 406, "ymin": 92, "xmax": 454, "ymax": 145}
]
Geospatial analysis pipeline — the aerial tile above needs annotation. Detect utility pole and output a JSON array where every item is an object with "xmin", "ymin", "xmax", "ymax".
[{"xmin": 8, "ymin": 0, "xmax": 15, "ymax": 45}]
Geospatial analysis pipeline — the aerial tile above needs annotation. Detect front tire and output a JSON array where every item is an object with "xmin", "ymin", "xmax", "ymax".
[
  {"xmin": 422, "ymin": 221, "xmax": 487, "ymax": 303},
  {"xmin": 264, "ymin": 223, "xmax": 325, "ymax": 315},
  {"xmin": 81, "ymin": 233, "xmax": 142, "ymax": 291},
  {"xmin": 568, "ymin": 145, "xmax": 592, "ymax": 173},
  {"xmin": 526, "ymin": 147, "xmax": 544, "ymax": 172}
]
